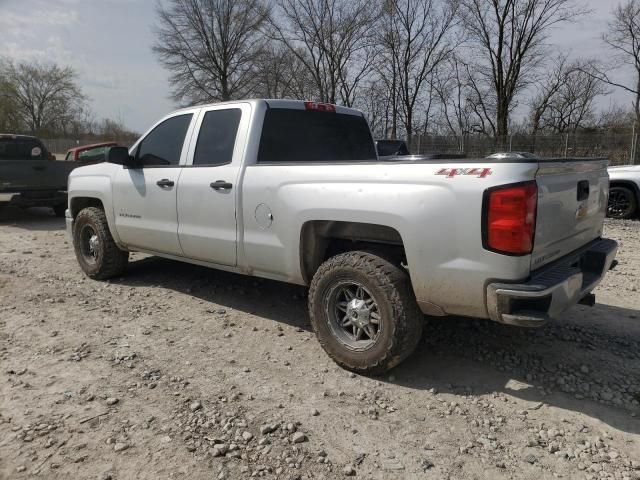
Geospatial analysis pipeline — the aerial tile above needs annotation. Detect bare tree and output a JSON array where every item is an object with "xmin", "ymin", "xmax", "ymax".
[
  {"xmin": 463, "ymin": 61, "xmax": 498, "ymax": 136},
  {"xmin": 378, "ymin": 4, "xmax": 402, "ymax": 138},
  {"xmin": 586, "ymin": 0, "xmax": 640, "ymax": 128},
  {"xmin": 433, "ymin": 55, "xmax": 478, "ymax": 140},
  {"xmin": 459, "ymin": 0, "xmax": 587, "ymax": 142},
  {"xmin": 253, "ymin": 45, "xmax": 316, "ymax": 99},
  {"xmin": 597, "ymin": 103, "xmax": 637, "ymax": 131},
  {"xmin": 0, "ymin": 58, "xmax": 20, "ymax": 132},
  {"xmin": 0, "ymin": 60, "xmax": 86, "ymax": 135},
  {"xmin": 97, "ymin": 117, "xmax": 139, "ymax": 143},
  {"xmin": 269, "ymin": 0, "xmax": 378, "ymax": 107},
  {"xmin": 355, "ymin": 80, "xmax": 394, "ymax": 138},
  {"xmin": 380, "ymin": 0, "xmax": 458, "ymax": 144},
  {"xmin": 531, "ymin": 59, "xmax": 607, "ymax": 133},
  {"xmin": 153, "ymin": 0, "xmax": 270, "ymax": 104},
  {"xmin": 529, "ymin": 55, "xmax": 569, "ymax": 134}
]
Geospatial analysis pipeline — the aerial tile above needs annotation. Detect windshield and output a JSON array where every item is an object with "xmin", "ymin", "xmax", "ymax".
[
  {"xmin": 376, "ymin": 140, "xmax": 409, "ymax": 157},
  {"xmin": 0, "ymin": 137, "xmax": 48, "ymax": 160}
]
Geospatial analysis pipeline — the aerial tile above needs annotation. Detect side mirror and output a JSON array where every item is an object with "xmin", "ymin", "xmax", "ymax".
[{"xmin": 107, "ymin": 146, "xmax": 136, "ymax": 168}]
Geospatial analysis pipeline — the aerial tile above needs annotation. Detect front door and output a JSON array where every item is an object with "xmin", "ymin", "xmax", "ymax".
[
  {"xmin": 177, "ymin": 104, "xmax": 249, "ymax": 266},
  {"xmin": 112, "ymin": 111, "xmax": 197, "ymax": 256}
]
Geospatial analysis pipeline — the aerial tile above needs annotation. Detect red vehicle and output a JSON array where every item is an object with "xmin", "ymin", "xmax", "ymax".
[{"xmin": 64, "ymin": 142, "xmax": 118, "ymax": 164}]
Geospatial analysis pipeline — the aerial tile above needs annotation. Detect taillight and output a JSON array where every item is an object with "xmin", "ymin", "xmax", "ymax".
[
  {"xmin": 304, "ymin": 101, "xmax": 336, "ymax": 112},
  {"xmin": 483, "ymin": 182, "xmax": 537, "ymax": 255}
]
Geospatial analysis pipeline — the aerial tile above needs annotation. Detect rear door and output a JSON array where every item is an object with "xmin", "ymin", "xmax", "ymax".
[
  {"xmin": 176, "ymin": 103, "xmax": 249, "ymax": 266},
  {"xmin": 531, "ymin": 159, "xmax": 609, "ymax": 269},
  {"xmin": 112, "ymin": 111, "xmax": 198, "ymax": 255}
]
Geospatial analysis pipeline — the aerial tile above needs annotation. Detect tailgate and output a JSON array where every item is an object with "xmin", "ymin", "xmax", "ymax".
[
  {"xmin": 531, "ymin": 159, "xmax": 608, "ymax": 270},
  {"xmin": 0, "ymin": 160, "xmax": 73, "ymax": 192}
]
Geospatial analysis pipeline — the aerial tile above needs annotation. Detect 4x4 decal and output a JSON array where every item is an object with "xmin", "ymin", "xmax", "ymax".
[{"xmin": 436, "ymin": 167, "xmax": 492, "ymax": 178}]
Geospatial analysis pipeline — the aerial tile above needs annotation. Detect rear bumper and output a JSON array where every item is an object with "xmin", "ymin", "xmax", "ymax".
[{"xmin": 486, "ymin": 238, "xmax": 618, "ymax": 327}]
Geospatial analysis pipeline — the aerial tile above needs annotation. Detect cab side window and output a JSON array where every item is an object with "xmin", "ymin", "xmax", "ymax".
[
  {"xmin": 193, "ymin": 109, "xmax": 241, "ymax": 166},
  {"xmin": 137, "ymin": 114, "xmax": 193, "ymax": 166}
]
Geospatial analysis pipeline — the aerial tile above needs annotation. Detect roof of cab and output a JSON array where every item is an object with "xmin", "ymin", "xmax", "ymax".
[{"xmin": 170, "ymin": 99, "xmax": 365, "ymax": 117}]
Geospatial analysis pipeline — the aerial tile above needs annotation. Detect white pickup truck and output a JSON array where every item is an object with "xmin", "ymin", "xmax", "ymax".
[{"xmin": 66, "ymin": 99, "xmax": 618, "ymax": 373}]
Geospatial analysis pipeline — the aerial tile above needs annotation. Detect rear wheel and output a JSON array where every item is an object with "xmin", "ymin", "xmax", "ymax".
[
  {"xmin": 73, "ymin": 207, "xmax": 128, "ymax": 279},
  {"xmin": 308, "ymin": 251, "xmax": 423, "ymax": 374},
  {"xmin": 607, "ymin": 186, "xmax": 637, "ymax": 219}
]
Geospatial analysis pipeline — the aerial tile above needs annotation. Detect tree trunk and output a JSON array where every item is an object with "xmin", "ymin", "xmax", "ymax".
[
  {"xmin": 405, "ymin": 109, "xmax": 413, "ymax": 151},
  {"xmin": 391, "ymin": 73, "xmax": 397, "ymax": 139},
  {"xmin": 496, "ymin": 98, "xmax": 509, "ymax": 149}
]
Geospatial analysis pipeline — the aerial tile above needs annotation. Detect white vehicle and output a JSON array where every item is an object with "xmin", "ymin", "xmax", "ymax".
[
  {"xmin": 66, "ymin": 100, "xmax": 618, "ymax": 373},
  {"xmin": 607, "ymin": 165, "xmax": 640, "ymax": 219}
]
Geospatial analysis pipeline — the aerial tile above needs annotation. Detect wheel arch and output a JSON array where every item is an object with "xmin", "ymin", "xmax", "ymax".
[
  {"xmin": 69, "ymin": 194, "xmax": 124, "ymax": 247},
  {"xmin": 609, "ymin": 180, "xmax": 640, "ymax": 216},
  {"xmin": 70, "ymin": 197, "xmax": 105, "ymax": 218},
  {"xmin": 609, "ymin": 179, "xmax": 640, "ymax": 200},
  {"xmin": 299, "ymin": 220, "xmax": 407, "ymax": 284}
]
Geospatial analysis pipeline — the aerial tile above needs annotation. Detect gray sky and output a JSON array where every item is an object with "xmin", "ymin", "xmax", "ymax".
[{"xmin": 0, "ymin": 0, "xmax": 633, "ymax": 133}]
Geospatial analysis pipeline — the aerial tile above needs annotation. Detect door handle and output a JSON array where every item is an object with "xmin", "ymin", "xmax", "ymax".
[
  {"xmin": 210, "ymin": 180, "xmax": 232, "ymax": 190},
  {"xmin": 32, "ymin": 165, "xmax": 46, "ymax": 171},
  {"xmin": 156, "ymin": 179, "xmax": 175, "ymax": 188},
  {"xmin": 577, "ymin": 180, "xmax": 589, "ymax": 201}
]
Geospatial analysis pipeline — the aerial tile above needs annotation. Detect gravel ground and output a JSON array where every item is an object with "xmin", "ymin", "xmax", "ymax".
[{"xmin": 1, "ymin": 208, "xmax": 639, "ymax": 480}]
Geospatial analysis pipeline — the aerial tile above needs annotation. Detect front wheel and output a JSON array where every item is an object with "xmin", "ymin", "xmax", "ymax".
[
  {"xmin": 73, "ymin": 207, "xmax": 128, "ymax": 279},
  {"xmin": 607, "ymin": 186, "xmax": 637, "ymax": 219},
  {"xmin": 308, "ymin": 251, "xmax": 423, "ymax": 374}
]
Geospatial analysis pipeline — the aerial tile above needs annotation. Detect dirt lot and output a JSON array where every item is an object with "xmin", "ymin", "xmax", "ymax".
[{"xmin": 1, "ymin": 208, "xmax": 639, "ymax": 480}]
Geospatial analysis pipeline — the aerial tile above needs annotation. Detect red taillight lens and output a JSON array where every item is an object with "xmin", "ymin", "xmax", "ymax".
[
  {"xmin": 304, "ymin": 101, "xmax": 336, "ymax": 112},
  {"xmin": 484, "ymin": 182, "xmax": 537, "ymax": 255}
]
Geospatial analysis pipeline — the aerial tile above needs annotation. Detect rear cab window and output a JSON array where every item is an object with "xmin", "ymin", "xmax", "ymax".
[
  {"xmin": 0, "ymin": 137, "xmax": 48, "ymax": 160},
  {"xmin": 257, "ymin": 108, "xmax": 376, "ymax": 163}
]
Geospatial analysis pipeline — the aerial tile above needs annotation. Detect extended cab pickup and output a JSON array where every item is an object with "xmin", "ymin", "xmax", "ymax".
[
  {"xmin": 0, "ymin": 134, "xmax": 76, "ymax": 216},
  {"xmin": 66, "ymin": 99, "xmax": 618, "ymax": 373}
]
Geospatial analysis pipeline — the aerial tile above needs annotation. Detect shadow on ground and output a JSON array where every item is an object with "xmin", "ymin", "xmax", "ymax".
[
  {"xmin": 0, "ymin": 206, "xmax": 65, "ymax": 231},
  {"xmin": 117, "ymin": 254, "xmax": 640, "ymax": 435},
  {"xmin": 121, "ymin": 255, "xmax": 310, "ymax": 330},
  {"xmin": 393, "ymin": 309, "xmax": 640, "ymax": 435}
]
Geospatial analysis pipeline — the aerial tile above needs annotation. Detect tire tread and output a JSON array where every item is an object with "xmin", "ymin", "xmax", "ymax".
[
  {"xmin": 73, "ymin": 207, "xmax": 128, "ymax": 279},
  {"xmin": 308, "ymin": 251, "xmax": 422, "ymax": 374}
]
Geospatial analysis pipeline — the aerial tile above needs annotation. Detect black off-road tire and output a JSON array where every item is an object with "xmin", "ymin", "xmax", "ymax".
[
  {"xmin": 73, "ymin": 207, "xmax": 128, "ymax": 279},
  {"xmin": 607, "ymin": 186, "xmax": 637, "ymax": 219},
  {"xmin": 53, "ymin": 204, "xmax": 66, "ymax": 218},
  {"xmin": 308, "ymin": 251, "xmax": 423, "ymax": 375}
]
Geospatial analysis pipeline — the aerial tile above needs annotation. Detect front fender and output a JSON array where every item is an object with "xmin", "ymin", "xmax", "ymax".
[{"xmin": 68, "ymin": 173, "xmax": 122, "ymax": 246}]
